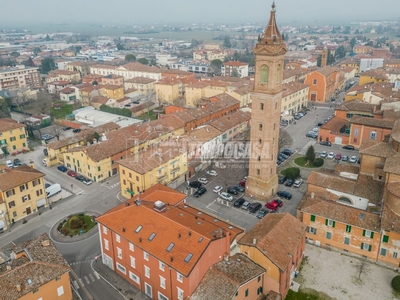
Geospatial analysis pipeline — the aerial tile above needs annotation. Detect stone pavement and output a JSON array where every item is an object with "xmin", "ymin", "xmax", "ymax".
[{"xmin": 92, "ymin": 259, "xmax": 151, "ymax": 300}]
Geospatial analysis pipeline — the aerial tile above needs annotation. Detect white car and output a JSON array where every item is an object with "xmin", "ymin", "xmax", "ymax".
[
  {"xmin": 207, "ymin": 170, "xmax": 218, "ymax": 176},
  {"xmin": 42, "ymin": 159, "xmax": 47, "ymax": 165},
  {"xmin": 320, "ymin": 151, "xmax": 327, "ymax": 158},
  {"xmin": 219, "ymin": 192, "xmax": 233, "ymax": 201},
  {"xmin": 327, "ymin": 152, "xmax": 335, "ymax": 159},
  {"xmin": 6, "ymin": 160, "xmax": 13, "ymax": 168},
  {"xmin": 294, "ymin": 179, "xmax": 303, "ymax": 188},
  {"xmin": 349, "ymin": 156, "xmax": 357, "ymax": 163},
  {"xmin": 241, "ymin": 201, "xmax": 250, "ymax": 210},
  {"xmin": 198, "ymin": 178, "xmax": 208, "ymax": 184},
  {"xmin": 213, "ymin": 186, "xmax": 223, "ymax": 193}
]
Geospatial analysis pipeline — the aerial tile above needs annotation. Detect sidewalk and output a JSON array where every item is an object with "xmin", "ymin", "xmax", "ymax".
[{"xmin": 92, "ymin": 259, "xmax": 151, "ymax": 300}]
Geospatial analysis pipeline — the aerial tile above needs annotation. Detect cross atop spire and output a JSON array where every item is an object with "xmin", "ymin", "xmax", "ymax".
[{"xmin": 259, "ymin": 2, "xmax": 283, "ymax": 45}]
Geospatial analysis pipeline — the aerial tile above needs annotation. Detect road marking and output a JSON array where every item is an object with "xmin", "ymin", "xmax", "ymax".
[
  {"xmin": 84, "ymin": 276, "xmax": 90, "ymax": 284},
  {"xmin": 79, "ymin": 279, "xmax": 84, "ymax": 286},
  {"xmin": 89, "ymin": 273, "xmax": 95, "ymax": 282},
  {"xmin": 94, "ymin": 271, "xmax": 100, "ymax": 280},
  {"xmin": 73, "ymin": 280, "xmax": 79, "ymax": 289},
  {"xmin": 206, "ymin": 200, "xmax": 219, "ymax": 212}
]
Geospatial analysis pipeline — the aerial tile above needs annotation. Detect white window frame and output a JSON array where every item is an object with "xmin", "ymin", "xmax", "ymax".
[
  {"xmin": 159, "ymin": 261, "xmax": 165, "ymax": 271},
  {"xmin": 116, "ymin": 234, "xmax": 120, "ymax": 243},
  {"xmin": 160, "ymin": 275, "xmax": 166, "ymax": 289},
  {"xmin": 130, "ymin": 255, "xmax": 136, "ymax": 268},
  {"xmin": 103, "ymin": 226, "xmax": 108, "ymax": 235},
  {"xmin": 145, "ymin": 282, "xmax": 152, "ymax": 297},
  {"xmin": 104, "ymin": 239, "xmax": 109, "ymax": 250},
  {"xmin": 393, "ymin": 252, "xmax": 398, "ymax": 259},
  {"xmin": 326, "ymin": 232, "xmax": 332, "ymax": 239},
  {"xmin": 362, "ymin": 243, "xmax": 370, "ymax": 251},
  {"xmin": 177, "ymin": 272, "xmax": 183, "ymax": 283},
  {"xmin": 57, "ymin": 286, "xmax": 64, "ymax": 296},
  {"xmin": 129, "ymin": 271, "xmax": 140, "ymax": 284},
  {"xmin": 344, "ymin": 237, "xmax": 350, "ymax": 245},
  {"xmin": 145, "ymin": 265, "xmax": 150, "ymax": 278},
  {"xmin": 308, "ymin": 227, "xmax": 317, "ymax": 235},
  {"xmin": 144, "ymin": 251, "xmax": 149, "ymax": 261},
  {"xmin": 129, "ymin": 242, "xmax": 134, "ymax": 251},
  {"xmin": 116, "ymin": 262, "xmax": 126, "ymax": 274},
  {"xmin": 177, "ymin": 287, "xmax": 184, "ymax": 300},
  {"xmin": 327, "ymin": 219, "xmax": 334, "ymax": 227},
  {"xmin": 365, "ymin": 230, "xmax": 372, "ymax": 238},
  {"xmin": 158, "ymin": 292, "xmax": 169, "ymax": 300},
  {"xmin": 117, "ymin": 247, "xmax": 122, "ymax": 259},
  {"xmin": 370, "ymin": 131, "xmax": 377, "ymax": 140}
]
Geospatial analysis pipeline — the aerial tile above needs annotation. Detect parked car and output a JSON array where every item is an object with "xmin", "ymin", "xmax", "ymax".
[
  {"xmin": 198, "ymin": 178, "xmax": 208, "ymax": 184},
  {"xmin": 63, "ymin": 126, "xmax": 72, "ymax": 131},
  {"xmin": 278, "ymin": 176, "xmax": 287, "ymax": 184},
  {"xmin": 317, "ymin": 122, "xmax": 323, "ymax": 127},
  {"xmin": 294, "ymin": 114, "xmax": 302, "ymax": 120},
  {"xmin": 13, "ymin": 158, "xmax": 22, "ymax": 167},
  {"xmin": 312, "ymin": 127, "xmax": 319, "ymax": 133},
  {"xmin": 46, "ymin": 183, "xmax": 61, "ymax": 197},
  {"xmin": 67, "ymin": 170, "xmax": 77, "ymax": 177},
  {"xmin": 239, "ymin": 180, "xmax": 246, "ymax": 187},
  {"xmin": 282, "ymin": 149, "xmax": 294, "ymax": 156},
  {"xmin": 342, "ymin": 145, "xmax": 355, "ymax": 150},
  {"xmin": 227, "ymin": 187, "xmax": 238, "ymax": 195},
  {"xmin": 274, "ymin": 199, "xmax": 284, "ymax": 207},
  {"xmin": 82, "ymin": 178, "xmax": 92, "ymax": 185},
  {"xmin": 342, "ymin": 155, "xmax": 349, "ymax": 162},
  {"xmin": 213, "ymin": 186, "xmax": 223, "ymax": 193},
  {"xmin": 233, "ymin": 198, "xmax": 245, "ymax": 208},
  {"xmin": 277, "ymin": 191, "xmax": 292, "ymax": 200},
  {"xmin": 265, "ymin": 201, "xmax": 279, "ymax": 211},
  {"xmin": 73, "ymin": 128, "xmax": 81, "ymax": 133},
  {"xmin": 6, "ymin": 160, "xmax": 14, "ymax": 168},
  {"xmin": 189, "ymin": 181, "xmax": 202, "ymax": 188},
  {"xmin": 248, "ymin": 202, "xmax": 262, "ymax": 213},
  {"xmin": 319, "ymin": 141, "xmax": 331, "ymax": 146},
  {"xmin": 293, "ymin": 179, "xmax": 303, "ymax": 188},
  {"xmin": 42, "ymin": 159, "xmax": 47, "ymax": 165},
  {"xmin": 257, "ymin": 208, "xmax": 269, "ymax": 219},
  {"xmin": 57, "ymin": 165, "xmax": 67, "ymax": 172},
  {"xmin": 233, "ymin": 185, "xmax": 245, "ymax": 192},
  {"xmin": 335, "ymin": 153, "xmax": 342, "ymax": 160},
  {"xmin": 194, "ymin": 187, "xmax": 207, "ymax": 198},
  {"xmin": 241, "ymin": 201, "xmax": 250, "ymax": 210},
  {"xmin": 206, "ymin": 170, "xmax": 218, "ymax": 176},
  {"xmin": 327, "ymin": 152, "xmax": 335, "ymax": 159},
  {"xmin": 279, "ymin": 153, "xmax": 289, "ymax": 159},
  {"xmin": 219, "ymin": 192, "xmax": 233, "ymax": 201},
  {"xmin": 285, "ymin": 179, "xmax": 294, "ymax": 187},
  {"xmin": 320, "ymin": 151, "xmax": 327, "ymax": 158},
  {"xmin": 41, "ymin": 134, "xmax": 54, "ymax": 141},
  {"xmin": 306, "ymin": 131, "xmax": 318, "ymax": 139},
  {"xmin": 45, "ymin": 183, "xmax": 51, "ymax": 189},
  {"xmin": 350, "ymin": 156, "xmax": 357, "ymax": 163}
]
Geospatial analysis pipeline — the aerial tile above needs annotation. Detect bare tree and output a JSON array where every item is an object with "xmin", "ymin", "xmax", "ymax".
[
  {"xmin": 34, "ymin": 91, "xmax": 53, "ymax": 115},
  {"xmin": 9, "ymin": 90, "xmax": 30, "ymax": 111},
  {"xmin": 49, "ymin": 125, "xmax": 64, "ymax": 141},
  {"xmin": 213, "ymin": 159, "xmax": 240, "ymax": 192},
  {"xmin": 354, "ymin": 258, "xmax": 370, "ymax": 284},
  {"xmin": 279, "ymin": 130, "xmax": 293, "ymax": 151}
]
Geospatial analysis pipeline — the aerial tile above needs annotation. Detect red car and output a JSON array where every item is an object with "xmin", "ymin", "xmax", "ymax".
[
  {"xmin": 335, "ymin": 153, "xmax": 342, "ymax": 160},
  {"xmin": 67, "ymin": 170, "xmax": 77, "ymax": 177},
  {"xmin": 239, "ymin": 180, "xmax": 246, "ymax": 187},
  {"xmin": 265, "ymin": 199, "xmax": 283, "ymax": 211}
]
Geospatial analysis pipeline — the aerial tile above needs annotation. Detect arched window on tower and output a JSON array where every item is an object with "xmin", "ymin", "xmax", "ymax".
[
  {"xmin": 276, "ymin": 64, "xmax": 281, "ymax": 83},
  {"xmin": 260, "ymin": 65, "xmax": 269, "ymax": 84}
]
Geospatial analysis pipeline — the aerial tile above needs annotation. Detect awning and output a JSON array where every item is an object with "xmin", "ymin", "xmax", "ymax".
[
  {"xmin": 36, "ymin": 198, "xmax": 46, "ymax": 208},
  {"xmin": 0, "ymin": 220, "xmax": 5, "ymax": 229},
  {"xmin": 126, "ymin": 189, "xmax": 134, "ymax": 195},
  {"xmin": 281, "ymin": 115, "xmax": 294, "ymax": 121}
]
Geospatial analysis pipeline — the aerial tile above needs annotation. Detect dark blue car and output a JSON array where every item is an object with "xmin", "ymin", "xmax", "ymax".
[{"xmin": 57, "ymin": 165, "xmax": 67, "ymax": 172}]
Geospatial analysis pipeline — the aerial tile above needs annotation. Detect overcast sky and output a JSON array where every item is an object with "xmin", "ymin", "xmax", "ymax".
[{"xmin": 1, "ymin": 0, "xmax": 399, "ymax": 26}]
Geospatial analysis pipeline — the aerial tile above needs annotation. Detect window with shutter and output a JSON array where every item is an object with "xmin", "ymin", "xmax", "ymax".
[
  {"xmin": 346, "ymin": 225, "xmax": 352, "ymax": 232},
  {"xmin": 383, "ymin": 235, "xmax": 389, "ymax": 243},
  {"xmin": 310, "ymin": 215, "xmax": 316, "ymax": 222}
]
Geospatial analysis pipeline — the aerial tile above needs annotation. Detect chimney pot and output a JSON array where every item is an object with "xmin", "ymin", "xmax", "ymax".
[{"xmin": 253, "ymin": 238, "xmax": 257, "ymax": 245}]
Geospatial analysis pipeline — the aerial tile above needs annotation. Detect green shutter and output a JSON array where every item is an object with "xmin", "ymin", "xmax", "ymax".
[
  {"xmin": 362, "ymin": 230, "xmax": 366, "ymax": 236},
  {"xmin": 368, "ymin": 245, "xmax": 372, "ymax": 252},
  {"xmin": 360, "ymin": 243, "xmax": 364, "ymax": 249},
  {"xmin": 325, "ymin": 219, "xmax": 328, "ymax": 226},
  {"xmin": 370, "ymin": 232, "xmax": 374, "ymax": 239},
  {"xmin": 310, "ymin": 215, "xmax": 316, "ymax": 222},
  {"xmin": 383, "ymin": 235, "xmax": 389, "ymax": 243},
  {"xmin": 332, "ymin": 221, "xmax": 336, "ymax": 228},
  {"xmin": 346, "ymin": 225, "xmax": 352, "ymax": 232}
]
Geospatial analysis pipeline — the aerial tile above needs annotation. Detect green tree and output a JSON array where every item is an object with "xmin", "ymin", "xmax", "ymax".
[
  {"xmin": 343, "ymin": 26, "xmax": 351, "ymax": 34},
  {"xmin": 116, "ymin": 43, "xmax": 124, "ymax": 50},
  {"xmin": 335, "ymin": 45, "xmax": 346, "ymax": 59},
  {"xmin": 33, "ymin": 47, "xmax": 41, "ymax": 56},
  {"xmin": 231, "ymin": 69, "xmax": 240, "ymax": 77},
  {"xmin": 45, "ymin": 34, "xmax": 51, "ymax": 41},
  {"xmin": 75, "ymin": 46, "xmax": 82, "ymax": 55},
  {"xmin": 327, "ymin": 49, "xmax": 335, "ymax": 65},
  {"xmin": 0, "ymin": 98, "xmax": 11, "ymax": 118},
  {"xmin": 125, "ymin": 54, "xmax": 136, "ymax": 62},
  {"xmin": 317, "ymin": 55, "xmax": 322, "ymax": 67},
  {"xmin": 305, "ymin": 145, "xmax": 316, "ymax": 163},
  {"xmin": 10, "ymin": 51, "xmax": 20, "ymax": 57},
  {"xmin": 233, "ymin": 51, "xmax": 241, "ymax": 61},
  {"xmin": 40, "ymin": 57, "xmax": 55, "ymax": 74},
  {"xmin": 350, "ymin": 37, "xmax": 356, "ymax": 50},
  {"xmin": 138, "ymin": 58, "xmax": 149, "ymax": 65},
  {"xmin": 223, "ymin": 35, "xmax": 231, "ymax": 48},
  {"xmin": 210, "ymin": 59, "xmax": 223, "ymax": 75},
  {"xmin": 191, "ymin": 39, "xmax": 201, "ymax": 48}
]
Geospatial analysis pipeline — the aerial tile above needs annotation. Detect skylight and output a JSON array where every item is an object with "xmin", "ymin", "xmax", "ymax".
[
  {"xmin": 135, "ymin": 225, "xmax": 143, "ymax": 233},
  {"xmin": 198, "ymin": 237, "xmax": 203, "ymax": 243},
  {"xmin": 166, "ymin": 242, "xmax": 175, "ymax": 252},
  {"xmin": 184, "ymin": 253, "xmax": 193, "ymax": 263},
  {"xmin": 148, "ymin": 232, "xmax": 156, "ymax": 241}
]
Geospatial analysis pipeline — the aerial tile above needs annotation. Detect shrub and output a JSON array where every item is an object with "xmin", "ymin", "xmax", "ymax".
[
  {"xmin": 78, "ymin": 213, "xmax": 84, "ymax": 216},
  {"xmin": 282, "ymin": 167, "xmax": 300, "ymax": 179},
  {"xmin": 82, "ymin": 223, "xmax": 88, "ymax": 230},
  {"xmin": 61, "ymin": 228, "xmax": 69, "ymax": 235},
  {"xmin": 392, "ymin": 275, "xmax": 400, "ymax": 293},
  {"xmin": 305, "ymin": 145, "xmax": 316, "ymax": 163},
  {"xmin": 69, "ymin": 216, "xmax": 83, "ymax": 229},
  {"xmin": 313, "ymin": 158, "xmax": 324, "ymax": 167}
]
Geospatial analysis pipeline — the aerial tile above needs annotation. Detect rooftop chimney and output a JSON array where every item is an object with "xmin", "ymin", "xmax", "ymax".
[
  {"xmin": 154, "ymin": 200, "xmax": 166, "ymax": 212},
  {"xmin": 16, "ymin": 285, "xmax": 21, "ymax": 292},
  {"xmin": 253, "ymin": 238, "xmax": 257, "ymax": 245},
  {"xmin": 41, "ymin": 240, "xmax": 50, "ymax": 247},
  {"xmin": 311, "ymin": 192, "xmax": 315, "ymax": 199}
]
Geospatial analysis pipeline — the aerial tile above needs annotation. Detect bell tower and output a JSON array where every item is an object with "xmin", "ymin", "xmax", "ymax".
[{"xmin": 246, "ymin": 2, "xmax": 287, "ymax": 201}]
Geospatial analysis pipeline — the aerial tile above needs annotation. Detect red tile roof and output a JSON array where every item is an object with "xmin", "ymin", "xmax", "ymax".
[{"xmin": 0, "ymin": 118, "xmax": 25, "ymax": 132}]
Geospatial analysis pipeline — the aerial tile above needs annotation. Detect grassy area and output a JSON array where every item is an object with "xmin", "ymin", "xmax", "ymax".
[
  {"xmin": 137, "ymin": 109, "xmax": 161, "ymax": 121},
  {"xmin": 285, "ymin": 290, "xmax": 321, "ymax": 300},
  {"xmin": 294, "ymin": 157, "xmax": 323, "ymax": 168},
  {"xmin": 58, "ymin": 214, "xmax": 97, "ymax": 237},
  {"xmin": 50, "ymin": 102, "xmax": 77, "ymax": 119}
]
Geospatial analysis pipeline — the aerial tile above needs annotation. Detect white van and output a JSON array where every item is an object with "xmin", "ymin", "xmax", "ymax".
[{"xmin": 46, "ymin": 183, "xmax": 61, "ymax": 197}]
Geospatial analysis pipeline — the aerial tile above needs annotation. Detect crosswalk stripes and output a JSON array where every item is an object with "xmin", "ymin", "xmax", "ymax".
[
  {"xmin": 94, "ymin": 271, "xmax": 100, "ymax": 280},
  {"xmin": 73, "ymin": 280, "xmax": 79, "ymax": 289},
  {"xmin": 84, "ymin": 276, "xmax": 90, "ymax": 284},
  {"xmin": 89, "ymin": 274, "xmax": 95, "ymax": 282},
  {"xmin": 73, "ymin": 272, "xmax": 101, "ymax": 289}
]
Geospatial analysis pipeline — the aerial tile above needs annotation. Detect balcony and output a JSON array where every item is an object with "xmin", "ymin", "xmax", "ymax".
[{"xmin": 170, "ymin": 166, "xmax": 180, "ymax": 174}]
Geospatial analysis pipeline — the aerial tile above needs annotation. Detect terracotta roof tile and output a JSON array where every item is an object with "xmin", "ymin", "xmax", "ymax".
[
  {"xmin": 317, "ymin": 66, "xmax": 338, "ymax": 77},
  {"xmin": 125, "ymin": 77, "xmax": 156, "ymax": 84},
  {"xmin": 209, "ymin": 111, "xmax": 251, "ymax": 133},
  {"xmin": 0, "ymin": 118, "xmax": 25, "ymax": 132},
  {"xmin": 350, "ymin": 116, "xmax": 395, "ymax": 129},
  {"xmin": 102, "ymin": 84, "xmax": 122, "ymax": 90},
  {"xmin": 238, "ymin": 213, "xmax": 306, "ymax": 271},
  {"xmin": 223, "ymin": 61, "xmax": 248, "ymax": 67},
  {"xmin": 383, "ymin": 153, "xmax": 400, "ymax": 175},
  {"xmin": 189, "ymin": 254, "xmax": 265, "ymax": 300},
  {"xmin": 0, "ymin": 166, "xmax": 45, "ymax": 191},
  {"xmin": 359, "ymin": 139, "xmax": 396, "ymax": 158},
  {"xmin": 336, "ymin": 99, "xmax": 376, "ymax": 113},
  {"xmin": 120, "ymin": 62, "xmax": 161, "ymax": 74},
  {"xmin": 91, "ymin": 96, "xmax": 110, "ymax": 104},
  {"xmin": 182, "ymin": 125, "xmax": 221, "ymax": 142},
  {"xmin": 381, "ymin": 202, "xmax": 400, "ymax": 232},
  {"xmin": 392, "ymin": 120, "xmax": 400, "ymax": 143},
  {"xmin": 320, "ymin": 117, "xmax": 348, "ymax": 132}
]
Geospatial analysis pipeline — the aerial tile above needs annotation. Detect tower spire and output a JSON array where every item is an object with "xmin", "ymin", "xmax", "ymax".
[{"xmin": 260, "ymin": 2, "xmax": 283, "ymax": 45}]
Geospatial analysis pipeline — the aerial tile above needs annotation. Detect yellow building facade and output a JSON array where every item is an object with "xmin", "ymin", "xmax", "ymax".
[
  {"xmin": 0, "ymin": 166, "xmax": 47, "ymax": 227},
  {"xmin": 101, "ymin": 84, "xmax": 124, "ymax": 100},
  {"xmin": 0, "ymin": 119, "xmax": 28, "ymax": 155},
  {"xmin": 155, "ymin": 79, "xmax": 182, "ymax": 104}
]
